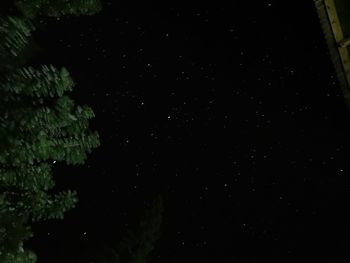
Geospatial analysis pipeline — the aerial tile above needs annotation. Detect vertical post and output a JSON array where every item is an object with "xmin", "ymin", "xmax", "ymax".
[{"xmin": 314, "ymin": 0, "xmax": 350, "ymax": 116}]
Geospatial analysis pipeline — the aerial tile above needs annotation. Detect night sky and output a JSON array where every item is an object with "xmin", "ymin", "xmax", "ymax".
[{"xmin": 26, "ymin": 1, "xmax": 350, "ymax": 262}]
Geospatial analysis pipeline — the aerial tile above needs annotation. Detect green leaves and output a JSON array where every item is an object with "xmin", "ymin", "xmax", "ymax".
[
  {"xmin": 0, "ymin": 213, "xmax": 36, "ymax": 263},
  {"xmin": 28, "ymin": 189, "xmax": 78, "ymax": 222},
  {"xmin": 0, "ymin": 16, "xmax": 35, "ymax": 70},
  {"xmin": 15, "ymin": 0, "xmax": 102, "ymax": 19},
  {"xmin": 0, "ymin": 249, "xmax": 37, "ymax": 263},
  {"xmin": 1, "ymin": 65, "xmax": 74, "ymax": 98},
  {"xmin": 0, "ymin": 163, "xmax": 55, "ymax": 192},
  {"xmin": 0, "ymin": 0, "xmax": 102, "ymax": 261}
]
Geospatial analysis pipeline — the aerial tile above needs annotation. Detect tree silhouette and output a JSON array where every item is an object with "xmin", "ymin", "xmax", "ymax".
[
  {"xmin": 128, "ymin": 194, "xmax": 164, "ymax": 263},
  {"xmin": 89, "ymin": 194, "xmax": 164, "ymax": 263}
]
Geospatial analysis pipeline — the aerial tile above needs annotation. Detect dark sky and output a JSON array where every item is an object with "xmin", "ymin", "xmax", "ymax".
[{"xmin": 27, "ymin": 1, "xmax": 350, "ymax": 262}]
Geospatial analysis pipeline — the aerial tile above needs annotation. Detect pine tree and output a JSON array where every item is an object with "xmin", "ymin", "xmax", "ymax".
[
  {"xmin": 0, "ymin": 14, "xmax": 100, "ymax": 261},
  {"xmin": 14, "ymin": 0, "xmax": 102, "ymax": 19}
]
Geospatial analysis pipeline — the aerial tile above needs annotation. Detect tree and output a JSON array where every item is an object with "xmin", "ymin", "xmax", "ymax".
[
  {"xmin": 54, "ymin": 194, "xmax": 164, "ymax": 263},
  {"xmin": 14, "ymin": 0, "xmax": 102, "ymax": 19},
  {"xmin": 0, "ymin": 16, "xmax": 36, "ymax": 72},
  {"xmin": 0, "ymin": 213, "xmax": 37, "ymax": 263},
  {"xmin": 105, "ymin": 194, "xmax": 164, "ymax": 263},
  {"xmin": 127, "ymin": 194, "xmax": 164, "ymax": 263},
  {"xmin": 0, "ymin": 12, "xmax": 100, "ymax": 262}
]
